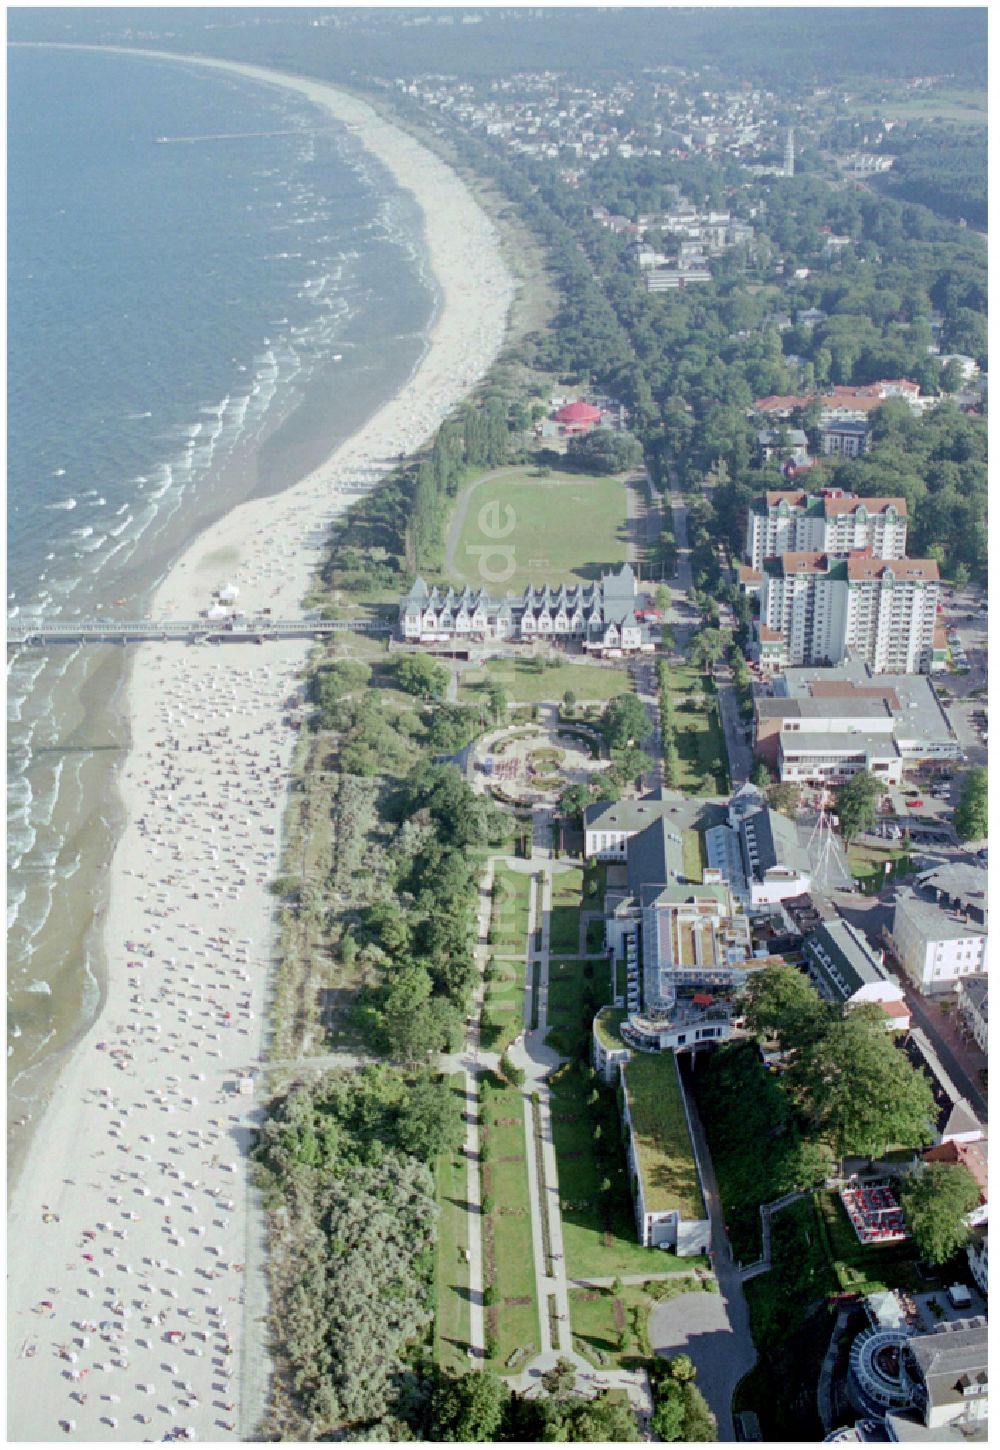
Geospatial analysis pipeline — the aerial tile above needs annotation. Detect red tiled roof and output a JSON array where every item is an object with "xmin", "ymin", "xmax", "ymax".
[
  {"xmin": 764, "ymin": 489, "xmax": 809, "ymax": 507},
  {"xmin": 555, "ymin": 400, "xmax": 601, "ymax": 422},
  {"xmin": 823, "ymin": 495, "xmax": 908, "ymax": 518},
  {"xmin": 780, "ymin": 551, "xmax": 831, "ymax": 575},
  {"xmin": 846, "ymin": 556, "xmax": 939, "ymax": 583},
  {"xmin": 924, "ymin": 1139, "xmax": 988, "ymax": 1196},
  {"xmin": 738, "ymin": 564, "xmax": 763, "ymax": 584}
]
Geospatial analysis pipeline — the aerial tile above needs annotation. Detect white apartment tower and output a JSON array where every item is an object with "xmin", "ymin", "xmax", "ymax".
[
  {"xmin": 745, "ymin": 490, "xmax": 908, "ymax": 570},
  {"xmin": 759, "ymin": 552, "xmax": 939, "ymax": 673},
  {"xmin": 784, "ymin": 127, "xmax": 795, "ymax": 178}
]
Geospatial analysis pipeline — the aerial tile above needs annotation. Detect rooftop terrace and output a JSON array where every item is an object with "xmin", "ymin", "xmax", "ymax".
[{"xmin": 622, "ymin": 1054, "xmax": 705, "ymax": 1220}]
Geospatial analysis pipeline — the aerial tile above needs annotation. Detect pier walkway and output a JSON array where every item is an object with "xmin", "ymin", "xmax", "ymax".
[{"xmin": 7, "ymin": 616, "xmax": 392, "ymax": 649}]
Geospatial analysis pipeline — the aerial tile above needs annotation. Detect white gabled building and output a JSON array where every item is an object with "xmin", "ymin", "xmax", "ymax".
[{"xmin": 399, "ymin": 563, "xmax": 649, "ymax": 653}]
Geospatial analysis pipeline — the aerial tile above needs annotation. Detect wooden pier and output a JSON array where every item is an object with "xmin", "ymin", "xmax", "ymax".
[{"xmin": 7, "ymin": 616, "xmax": 392, "ymax": 649}]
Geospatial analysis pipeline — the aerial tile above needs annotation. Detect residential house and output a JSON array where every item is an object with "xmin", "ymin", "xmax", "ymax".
[{"xmin": 959, "ymin": 978, "xmax": 988, "ymax": 1055}]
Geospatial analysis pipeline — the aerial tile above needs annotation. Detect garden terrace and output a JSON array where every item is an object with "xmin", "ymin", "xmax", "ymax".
[
  {"xmin": 433, "ymin": 1074, "xmax": 473, "ymax": 1373},
  {"xmin": 479, "ymin": 1072, "xmax": 540, "ymax": 1370},
  {"xmin": 549, "ymin": 1061, "xmax": 696, "ymax": 1279}
]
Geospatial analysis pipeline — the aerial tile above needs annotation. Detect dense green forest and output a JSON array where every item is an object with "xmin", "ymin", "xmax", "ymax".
[
  {"xmin": 12, "ymin": 7, "xmax": 988, "ymax": 88},
  {"xmin": 880, "ymin": 126, "xmax": 988, "ymax": 230}
]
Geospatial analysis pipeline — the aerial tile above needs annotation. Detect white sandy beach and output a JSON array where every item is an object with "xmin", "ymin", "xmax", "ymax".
[{"xmin": 7, "ymin": 49, "xmax": 515, "ymax": 1443}]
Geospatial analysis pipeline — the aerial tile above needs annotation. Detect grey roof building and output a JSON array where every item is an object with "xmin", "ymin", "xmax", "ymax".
[
  {"xmin": 804, "ymin": 918, "xmax": 888, "ymax": 1001},
  {"xmin": 902, "ymin": 1319, "xmax": 988, "ymax": 1432}
]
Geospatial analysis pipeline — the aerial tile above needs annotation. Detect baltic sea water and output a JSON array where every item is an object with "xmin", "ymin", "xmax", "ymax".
[{"xmin": 7, "ymin": 47, "xmax": 435, "ymax": 1166}]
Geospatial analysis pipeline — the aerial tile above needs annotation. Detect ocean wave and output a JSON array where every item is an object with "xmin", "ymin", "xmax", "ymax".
[{"xmin": 45, "ymin": 497, "xmax": 77, "ymax": 511}]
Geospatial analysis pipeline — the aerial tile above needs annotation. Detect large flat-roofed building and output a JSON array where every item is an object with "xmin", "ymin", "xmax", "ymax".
[
  {"xmin": 745, "ymin": 489, "xmax": 908, "ymax": 570},
  {"xmin": 891, "ymin": 869, "xmax": 988, "ymax": 996},
  {"xmin": 753, "ymin": 663, "xmax": 960, "ymax": 781},
  {"xmin": 756, "ymin": 551, "xmax": 939, "ymax": 674},
  {"xmin": 399, "ymin": 562, "xmax": 649, "ymax": 653}
]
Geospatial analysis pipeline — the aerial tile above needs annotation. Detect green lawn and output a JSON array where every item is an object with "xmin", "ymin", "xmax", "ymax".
[
  {"xmin": 549, "ymin": 1059, "xmax": 699, "ymax": 1280},
  {"xmin": 549, "ymin": 866, "xmax": 584, "ymax": 954},
  {"xmin": 570, "ymin": 1278, "xmax": 706, "ymax": 1368},
  {"xmin": 460, "ymin": 657, "xmax": 632, "ymax": 706},
  {"xmin": 489, "ymin": 867, "xmax": 532, "ymax": 952},
  {"xmin": 545, "ymin": 956, "xmax": 610, "ymax": 1058},
  {"xmin": 843, "ymin": 87, "xmax": 987, "ymax": 125},
  {"xmin": 480, "ymin": 1075, "xmax": 540, "ymax": 1370},
  {"xmin": 434, "ymin": 1074, "xmax": 474, "ymax": 1373},
  {"xmin": 448, "ymin": 469, "xmax": 629, "ymax": 593},
  {"xmin": 682, "ymin": 828, "xmax": 705, "ymax": 882},
  {"xmin": 481, "ymin": 957, "xmax": 527, "ymax": 1053},
  {"xmin": 848, "ymin": 843, "xmax": 913, "ymax": 890},
  {"xmin": 665, "ymin": 669, "xmax": 728, "ymax": 796},
  {"xmin": 622, "ymin": 1055, "xmax": 705, "ymax": 1220}
]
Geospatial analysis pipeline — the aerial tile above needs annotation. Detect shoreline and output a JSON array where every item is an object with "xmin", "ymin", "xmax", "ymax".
[{"xmin": 7, "ymin": 48, "xmax": 515, "ymax": 1443}]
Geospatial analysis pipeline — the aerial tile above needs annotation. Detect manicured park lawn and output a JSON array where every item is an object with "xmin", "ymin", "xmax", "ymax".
[
  {"xmin": 570, "ymin": 1278, "xmax": 706, "ymax": 1368},
  {"xmin": 482, "ymin": 957, "xmax": 526, "ymax": 1053},
  {"xmin": 549, "ymin": 866, "xmax": 584, "ymax": 954},
  {"xmin": 847, "ymin": 843, "xmax": 913, "ymax": 890},
  {"xmin": 665, "ymin": 668, "xmax": 728, "ymax": 796},
  {"xmin": 489, "ymin": 867, "xmax": 532, "ymax": 953},
  {"xmin": 460, "ymin": 657, "xmax": 632, "ymax": 706},
  {"xmin": 434, "ymin": 1074, "xmax": 473, "ymax": 1374},
  {"xmin": 480, "ymin": 1076, "xmax": 539, "ymax": 1371},
  {"xmin": 449, "ymin": 470, "xmax": 628, "ymax": 593},
  {"xmin": 546, "ymin": 956, "xmax": 610, "ymax": 1057}
]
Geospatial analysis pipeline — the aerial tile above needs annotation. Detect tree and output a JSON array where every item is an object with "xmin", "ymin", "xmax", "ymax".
[
  {"xmin": 395, "ymin": 652, "xmax": 450, "ymax": 701},
  {"xmin": 486, "ymin": 682, "xmax": 508, "ymax": 725},
  {"xmin": 786, "ymin": 1003, "xmax": 937, "ymax": 1159},
  {"xmin": 602, "ymin": 692, "xmax": 649, "ymax": 750},
  {"xmin": 834, "ymin": 769, "xmax": 881, "ymax": 841},
  {"xmin": 427, "ymin": 1369, "xmax": 510, "ymax": 1441},
  {"xmin": 899, "ymin": 1161, "xmax": 981, "ymax": 1265},
  {"xmin": 541, "ymin": 1357, "xmax": 578, "ymax": 1397},
  {"xmin": 651, "ymin": 1356, "xmax": 716, "ymax": 1442},
  {"xmin": 562, "ymin": 689, "xmax": 577, "ymax": 709},
  {"xmin": 558, "ymin": 781, "xmax": 592, "ymax": 822},
  {"xmin": 767, "ymin": 781, "xmax": 802, "ymax": 817},
  {"xmin": 395, "ymin": 1071, "xmax": 464, "ymax": 1162},
  {"xmin": 741, "ymin": 964, "xmax": 832, "ymax": 1048},
  {"xmin": 954, "ymin": 767, "xmax": 987, "ymax": 841},
  {"xmin": 751, "ymin": 759, "xmax": 771, "ymax": 788},
  {"xmin": 567, "ymin": 427, "xmax": 643, "ymax": 474},
  {"xmin": 686, "ymin": 626, "xmax": 727, "ymax": 671}
]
